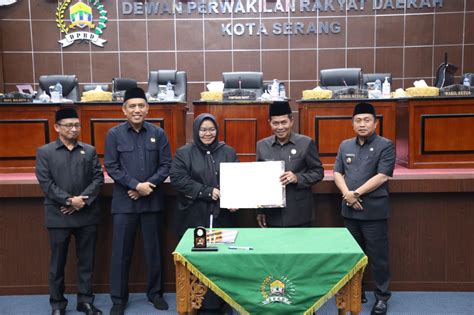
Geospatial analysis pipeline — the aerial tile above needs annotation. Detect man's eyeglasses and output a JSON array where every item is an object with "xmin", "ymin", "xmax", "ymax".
[
  {"xmin": 58, "ymin": 123, "xmax": 81, "ymax": 129},
  {"xmin": 199, "ymin": 128, "xmax": 217, "ymax": 135}
]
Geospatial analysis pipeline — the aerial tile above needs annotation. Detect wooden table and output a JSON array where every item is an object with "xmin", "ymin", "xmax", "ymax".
[
  {"xmin": 173, "ymin": 228, "xmax": 367, "ymax": 315},
  {"xmin": 174, "ymin": 259, "xmax": 364, "ymax": 315}
]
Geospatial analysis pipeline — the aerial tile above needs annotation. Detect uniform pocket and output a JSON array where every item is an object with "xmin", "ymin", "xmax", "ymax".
[
  {"xmin": 146, "ymin": 142, "xmax": 159, "ymax": 151},
  {"xmin": 117, "ymin": 145, "xmax": 134, "ymax": 152}
]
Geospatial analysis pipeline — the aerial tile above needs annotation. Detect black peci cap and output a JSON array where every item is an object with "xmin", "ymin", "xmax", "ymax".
[
  {"xmin": 353, "ymin": 102, "xmax": 376, "ymax": 117},
  {"xmin": 124, "ymin": 87, "xmax": 147, "ymax": 103},
  {"xmin": 269, "ymin": 101, "xmax": 291, "ymax": 118},
  {"xmin": 55, "ymin": 107, "xmax": 78, "ymax": 122}
]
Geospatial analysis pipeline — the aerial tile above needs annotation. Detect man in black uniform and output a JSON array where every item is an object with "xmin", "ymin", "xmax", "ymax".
[
  {"xmin": 105, "ymin": 87, "xmax": 171, "ymax": 315},
  {"xmin": 256, "ymin": 101, "xmax": 324, "ymax": 227},
  {"xmin": 36, "ymin": 108, "xmax": 104, "ymax": 315},
  {"xmin": 334, "ymin": 102, "xmax": 395, "ymax": 315}
]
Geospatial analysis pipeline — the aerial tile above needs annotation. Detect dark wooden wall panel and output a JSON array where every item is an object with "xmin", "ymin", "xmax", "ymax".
[
  {"xmin": 0, "ymin": 120, "xmax": 48, "ymax": 158},
  {"xmin": 1, "ymin": 175, "xmax": 473, "ymax": 294},
  {"xmin": 422, "ymin": 115, "xmax": 474, "ymax": 152},
  {"xmin": 408, "ymin": 98, "xmax": 474, "ymax": 168},
  {"xmin": 223, "ymin": 119, "xmax": 257, "ymax": 161},
  {"xmin": 299, "ymin": 99, "xmax": 397, "ymax": 168},
  {"xmin": 0, "ymin": 102, "xmax": 187, "ymax": 172}
]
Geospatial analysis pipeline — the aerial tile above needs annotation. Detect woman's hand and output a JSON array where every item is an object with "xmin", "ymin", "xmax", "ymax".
[{"xmin": 212, "ymin": 188, "xmax": 221, "ymax": 200}]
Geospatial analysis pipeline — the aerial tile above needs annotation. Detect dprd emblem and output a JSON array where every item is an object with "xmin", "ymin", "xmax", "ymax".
[
  {"xmin": 261, "ymin": 275, "xmax": 296, "ymax": 305},
  {"xmin": 56, "ymin": 0, "xmax": 107, "ymax": 48}
]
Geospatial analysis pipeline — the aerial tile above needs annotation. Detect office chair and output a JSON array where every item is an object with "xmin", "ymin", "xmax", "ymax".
[
  {"xmin": 320, "ymin": 68, "xmax": 362, "ymax": 91},
  {"xmin": 112, "ymin": 77, "xmax": 138, "ymax": 93},
  {"xmin": 222, "ymin": 71, "xmax": 264, "ymax": 97},
  {"xmin": 147, "ymin": 70, "xmax": 187, "ymax": 101},
  {"xmin": 36, "ymin": 75, "xmax": 80, "ymax": 101}
]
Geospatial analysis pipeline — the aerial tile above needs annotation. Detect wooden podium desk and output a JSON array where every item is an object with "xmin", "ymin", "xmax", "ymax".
[
  {"xmin": 193, "ymin": 101, "xmax": 273, "ymax": 162},
  {"xmin": 298, "ymin": 96, "xmax": 474, "ymax": 169},
  {"xmin": 298, "ymin": 99, "xmax": 398, "ymax": 169},
  {"xmin": 396, "ymin": 96, "xmax": 474, "ymax": 168},
  {"xmin": 0, "ymin": 101, "xmax": 187, "ymax": 173}
]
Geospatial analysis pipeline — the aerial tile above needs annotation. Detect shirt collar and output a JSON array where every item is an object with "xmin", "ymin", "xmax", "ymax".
[
  {"xmin": 271, "ymin": 132, "xmax": 295, "ymax": 146},
  {"xmin": 355, "ymin": 132, "xmax": 377, "ymax": 146},
  {"xmin": 127, "ymin": 121, "xmax": 147, "ymax": 132},
  {"xmin": 54, "ymin": 138, "xmax": 83, "ymax": 150}
]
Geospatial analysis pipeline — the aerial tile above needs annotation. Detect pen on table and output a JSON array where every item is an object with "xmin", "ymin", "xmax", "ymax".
[{"xmin": 228, "ymin": 246, "xmax": 253, "ymax": 250}]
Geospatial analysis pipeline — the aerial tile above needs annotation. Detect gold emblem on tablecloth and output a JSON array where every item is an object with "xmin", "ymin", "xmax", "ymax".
[{"xmin": 261, "ymin": 275, "xmax": 295, "ymax": 305}]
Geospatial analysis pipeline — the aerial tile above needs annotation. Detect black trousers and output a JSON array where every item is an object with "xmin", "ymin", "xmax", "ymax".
[
  {"xmin": 110, "ymin": 212, "xmax": 164, "ymax": 306},
  {"xmin": 344, "ymin": 218, "xmax": 391, "ymax": 301},
  {"xmin": 48, "ymin": 225, "xmax": 98, "ymax": 311}
]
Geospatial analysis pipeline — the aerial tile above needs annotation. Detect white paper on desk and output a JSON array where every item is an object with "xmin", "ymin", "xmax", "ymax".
[{"xmin": 220, "ymin": 161, "xmax": 286, "ymax": 209}]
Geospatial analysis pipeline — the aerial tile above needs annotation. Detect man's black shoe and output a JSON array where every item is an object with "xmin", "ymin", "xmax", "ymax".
[
  {"xmin": 371, "ymin": 300, "xmax": 388, "ymax": 315},
  {"xmin": 148, "ymin": 296, "xmax": 169, "ymax": 310},
  {"xmin": 77, "ymin": 302, "xmax": 102, "ymax": 315},
  {"xmin": 109, "ymin": 304, "xmax": 125, "ymax": 315},
  {"xmin": 51, "ymin": 310, "xmax": 65, "ymax": 315},
  {"xmin": 361, "ymin": 291, "xmax": 368, "ymax": 304}
]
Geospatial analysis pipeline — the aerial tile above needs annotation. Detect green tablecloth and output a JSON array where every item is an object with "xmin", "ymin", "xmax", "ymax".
[{"xmin": 173, "ymin": 228, "xmax": 367, "ymax": 315}]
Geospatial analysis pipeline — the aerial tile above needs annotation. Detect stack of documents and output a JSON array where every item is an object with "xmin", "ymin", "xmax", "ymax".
[{"xmin": 206, "ymin": 230, "xmax": 238, "ymax": 244}]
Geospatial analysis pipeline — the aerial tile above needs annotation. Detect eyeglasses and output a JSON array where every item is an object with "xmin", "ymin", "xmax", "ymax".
[
  {"xmin": 199, "ymin": 128, "xmax": 217, "ymax": 135},
  {"xmin": 58, "ymin": 123, "xmax": 81, "ymax": 129}
]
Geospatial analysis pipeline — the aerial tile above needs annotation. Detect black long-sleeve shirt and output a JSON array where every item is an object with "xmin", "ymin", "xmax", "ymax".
[
  {"xmin": 256, "ymin": 132, "xmax": 324, "ymax": 226},
  {"xmin": 35, "ymin": 139, "xmax": 104, "ymax": 228},
  {"xmin": 104, "ymin": 121, "xmax": 171, "ymax": 213}
]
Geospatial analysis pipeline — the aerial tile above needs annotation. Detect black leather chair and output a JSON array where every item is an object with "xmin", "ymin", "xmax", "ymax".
[
  {"xmin": 222, "ymin": 71, "xmax": 264, "ymax": 97},
  {"xmin": 319, "ymin": 68, "xmax": 362, "ymax": 91},
  {"xmin": 147, "ymin": 70, "xmax": 187, "ymax": 101},
  {"xmin": 460, "ymin": 73, "xmax": 473, "ymax": 86},
  {"xmin": 362, "ymin": 73, "xmax": 392, "ymax": 88},
  {"xmin": 36, "ymin": 75, "xmax": 80, "ymax": 101},
  {"xmin": 112, "ymin": 77, "xmax": 137, "ymax": 93},
  {"xmin": 83, "ymin": 84, "xmax": 109, "ymax": 92}
]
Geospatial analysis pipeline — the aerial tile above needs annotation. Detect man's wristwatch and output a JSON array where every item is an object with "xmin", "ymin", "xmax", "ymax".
[{"xmin": 353, "ymin": 191, "xmax": 362, "ymax": 202}]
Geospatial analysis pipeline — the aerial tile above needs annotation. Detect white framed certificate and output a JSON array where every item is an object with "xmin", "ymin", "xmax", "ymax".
[{"xmin": 219, "ymin": 161, "xmax": 286, "ymax": 209}]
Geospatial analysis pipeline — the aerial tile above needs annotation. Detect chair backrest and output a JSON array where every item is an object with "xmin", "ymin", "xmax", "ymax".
[
  {"xmin": 362, "ymin": 73, "xmax": 392, "ymax": 88},
  {"xmin": 222, "ymin": 71, "xmax": 264, "ymax": 97},
  {"xmin": 83, "ymin": 84, "xmax": 109, "ymax": 92},
  {"xmin": 147, "ymin": 70, "xmax": 187, "ymax": 101},
  {"xmin": 112, "ymin": 77, "xmax": 137, "ymax": 93},
  {"xmin": 37, "ymin": 75, "xmax": 80, "ymax": 101},
  {"xmin": 320, "ymin": 68, "xmax": 362, "ymax": 91},
  {"xmin": 460, "ymin": 73, "xmax": 473, "ymax": 86}
]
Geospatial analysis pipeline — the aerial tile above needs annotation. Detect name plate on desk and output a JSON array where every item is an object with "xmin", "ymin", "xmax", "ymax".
[
  {"xmin": 333, "ymin": 88, "xmax": 368, "ymax": 99},
  {"xmin": 440, "ymin": 84, "xmax": 473, "ymax": 96},
  {"xmin": 0, "ymin": 97, "xmax": 33, "ymax": 103},
  {"xmin": 0, "ymin": 92, "xmax": 33, "ymax": 103},
  {"xmin": 223, "ymin": 89, "xmax": 257, "ymax": 101}
]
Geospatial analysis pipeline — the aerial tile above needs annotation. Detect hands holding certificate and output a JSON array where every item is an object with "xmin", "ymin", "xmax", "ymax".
[{"xmin": 280, "ymin": 171, "xmax": 297, "ymax": 185}]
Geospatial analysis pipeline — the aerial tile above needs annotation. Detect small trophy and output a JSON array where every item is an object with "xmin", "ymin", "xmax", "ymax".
[{"xmin": 192, "ymin": 226, "xmax": 218, "ymax": 251}]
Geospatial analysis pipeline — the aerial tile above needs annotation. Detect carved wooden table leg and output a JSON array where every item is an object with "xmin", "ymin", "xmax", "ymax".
[
  {"xmin": 175, "ymin": 259, "xmax": 192, "ymax": 315},
  {"xmin": 174, "ymin": 257, "xmax": 209, "ymax": 315},
  {"xmin": 335, "ymin": 269, "xmax": 363, "ymax": 315},
  {"xmin": 190, "ymin": 273, "xmax": 208, "ymax": 310}
]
